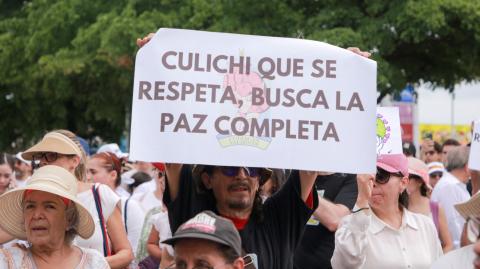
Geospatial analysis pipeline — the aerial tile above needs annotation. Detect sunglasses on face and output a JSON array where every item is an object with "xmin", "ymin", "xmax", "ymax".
[
  {"xmin": 31, "ymin": 152, "xmax": 76, "ymax": 170},
  {"xmin": 218, "ymin": 166, "xmax": 261, "ymax": 178},
  {"xmin": 430, "ymin": 172, "xmax": 443, "ymax": 178},
  {"xmin": 32, "ymin": 152, "xmax": 59, "ymax": 163},
  {"xmin": 375, "ymin": 168, "xmax": 403, "ymax": 184}
]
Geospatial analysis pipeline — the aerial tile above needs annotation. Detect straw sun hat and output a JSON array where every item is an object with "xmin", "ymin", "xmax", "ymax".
[
  {"xmin": 0, "ymin": 165, "xmax": 94, "ymax": 240},
  {"xmin": 455, "ymin": 191, "xmax": 480, "ymax": 220},
  {"xmin": 21, "ymin": 132, "xmax": 82, "ymax": 161}
]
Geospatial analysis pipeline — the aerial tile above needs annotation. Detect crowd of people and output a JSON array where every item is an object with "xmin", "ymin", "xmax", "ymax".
[
  {"xmin": 0, "ymin": 129, "xmax": 478, "ymax": 269},
  {"xmin": 0, "ymin": 35, "xmax": 478, "ymax": 269}
]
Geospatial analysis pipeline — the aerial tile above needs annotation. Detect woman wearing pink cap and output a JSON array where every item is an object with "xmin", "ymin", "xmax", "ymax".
[
  {"xmin": 406, "ymin": 157, "xmax": 453, "ymax": 253},
  {"xmin": 332, "ymin": 154, "xmax": 443, "ymax": 269}
]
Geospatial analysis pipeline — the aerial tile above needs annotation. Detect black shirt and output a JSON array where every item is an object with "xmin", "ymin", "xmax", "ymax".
[
  {"xmin": 294, "ymin": 173, "xmax": 358, "ymax": 269},
  {"xmin": 164, "ymin": 166, "xmax": 318, "ymax": 269}
]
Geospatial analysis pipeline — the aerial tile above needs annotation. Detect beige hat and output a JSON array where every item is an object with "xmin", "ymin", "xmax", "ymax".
[
  {"xmin": 0, "ymin": 165, "xmax": 94, "ymax": 240},
  {"xmin": 22, "ymin": 132, "xmax": 82, "ymax": 161},
  {"xmin": 407, "ymin": 157, "xmax": 430, "ymax": 186},
  {"xmin": 455, "ymin": 191, "xmax": 480, "ymax": 220}
]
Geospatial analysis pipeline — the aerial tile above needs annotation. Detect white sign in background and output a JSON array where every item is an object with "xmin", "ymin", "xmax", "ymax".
[
  {"xmin": 376, "ymin": 107, "xmax": 402, "ymax": 155},
  {"xmin": 130, "ymin": 28, "xmax": 377, "ymax": 173},
  {"xmin": 469, "ymin": 120, "xmax": 480, "ymax": 171}
]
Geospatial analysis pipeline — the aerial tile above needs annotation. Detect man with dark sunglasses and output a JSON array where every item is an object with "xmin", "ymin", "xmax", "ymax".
[{"xmin": 163, "ymin": 164, "xmax": 318, "ymax": 269}]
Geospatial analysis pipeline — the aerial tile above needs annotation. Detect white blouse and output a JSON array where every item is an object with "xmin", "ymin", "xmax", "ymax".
[
  {"xmin": 331, "ymin": 207, "xmax": 443, "ymax": 269},
  {"xmin": 120, "ymin": 197, "xmax": 145, "ymax": 254},
  {"xmin": 75, "ymin": 183, "xmax": 120, "ymax": 254}
]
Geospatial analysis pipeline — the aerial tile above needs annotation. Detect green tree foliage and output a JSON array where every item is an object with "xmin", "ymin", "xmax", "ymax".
[{"xmin": 0, "ymin": 0, "xmax": 479, "ymax": 150}]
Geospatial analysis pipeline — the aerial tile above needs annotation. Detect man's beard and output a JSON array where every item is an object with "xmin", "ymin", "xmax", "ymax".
[{"xmin": 227, "ymin": 197, "xmax": 253, "ymax": 210}]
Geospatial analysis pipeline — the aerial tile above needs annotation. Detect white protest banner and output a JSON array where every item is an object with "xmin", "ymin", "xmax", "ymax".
[
  {"xmin": 376, "ymin": 107, "xmax": 402, "ymax": 155},
  {"xmin": 130, "ymin": 28, "xmax": 377, "ymax": 173},
  {"xmin": 469, "ymin": 120, "xmax": 480, "ymax": 171}
]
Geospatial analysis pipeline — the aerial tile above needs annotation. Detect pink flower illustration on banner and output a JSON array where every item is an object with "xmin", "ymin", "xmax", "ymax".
[{"xmin": 223, "ymin": 67, "xmax": 269, "ymax": 117}]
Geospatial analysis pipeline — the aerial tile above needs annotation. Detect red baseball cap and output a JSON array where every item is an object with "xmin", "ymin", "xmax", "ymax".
[{"xmin": 152, "ymin": 162, "xmax": 166, "ymax": 172}]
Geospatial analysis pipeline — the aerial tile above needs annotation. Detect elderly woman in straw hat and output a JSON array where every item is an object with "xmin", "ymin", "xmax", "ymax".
[
  {"xmin": 0, "ymin": 165, "xmax": 109, "ymax": 268},
  {"xmin": 0, "ymin": 130, "xmax": 133, "ymax": 269}
]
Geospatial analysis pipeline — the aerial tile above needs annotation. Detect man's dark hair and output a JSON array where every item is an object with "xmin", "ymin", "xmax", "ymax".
[
  {"xmin": 129, "ymin": 171, "xmax": 152, "ymax": 193},
  {"xmin": 402, "ymin": 142, "xmax": 416, "ymax": 157},
  {"xmin": 399, "ymin": 190, "xmax": 409, "ymax": 209},
  {"xmin": 442, "ymin": 138, "xmax": 461, "ymax": 150},
  {"xmin": 433, "ymin": 141, "xmax": 442, "ymax": 153},
  {"xmin": 217, "ymin": 243, "xmax": 241, "ymax": 263},
  {"xmin": 267, "ymin": 169, "xmax": 287, "ymax": 195}
]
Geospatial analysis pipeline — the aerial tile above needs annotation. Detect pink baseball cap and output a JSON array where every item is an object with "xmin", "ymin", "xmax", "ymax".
[
  {"xmin": 377, "ymin": 154, "xmax": 409, "ymax": 177},
  {"xmin": 407, "ymin": 157, "xmax": 429, "ymax": 185}
]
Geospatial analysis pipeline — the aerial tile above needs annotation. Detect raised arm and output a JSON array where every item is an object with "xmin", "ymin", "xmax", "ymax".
[
  {"xmin": 106, "ymin": 205, "xmax": 134, "ymax": 268},
  {"xmin": 298, "ymin": 171, "xmax": 318, "ymax": 201},
  {"xmin": 165, "ymin": 163, "xmax": 183, "ymax": 201},
  {"xmin": 313, "ymin": 198, "xmax": 350, "ymax": 232},
  {"xmin": 437, "ymin": 205, "xmax": 453, "ymax": 252},
  {"xmin": 331, "ymin": 174, "xmax": 373, "ymax": 268}
]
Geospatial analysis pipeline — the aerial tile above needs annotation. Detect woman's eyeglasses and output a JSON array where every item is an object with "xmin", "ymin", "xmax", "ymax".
[
  {"xmin": 219, "ymin": 166, "xmax": 260, "ymax": 178},
  {"xmin": 31, "ymin": 152, "xmax": 76, "ymax": 169},
  {"xmin": 32, "ymin": 152, "xmax": 59, "ymax": 163},
  {"xmin": 375, "ymin": 168, "xmax": 403, "ymax": 184}
]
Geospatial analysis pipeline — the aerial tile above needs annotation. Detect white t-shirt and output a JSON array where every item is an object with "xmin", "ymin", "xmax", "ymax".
[
  {"xmin": 15, "ymin": 177, "xmax": 30, "ymax": 188},
  {"xmin": 431, "ymin": 171, "xmax": 471, "ymax": 249},
  {"xmin": 152, "ymin": 210, "xmax": 173, "ymax": 255},
  {"xmin": 134, "ymin": 190, "xmax": 163, "ymax": 213},
  {"xmin": 120, "ymin": 197, "xmax": 145, "ymax": 254},
  {"xmin": 131, "ymin": 180, "xmax": 156, "ymax": 199},
  {"xmin": 152, "ymin": 210, "xmax": 173, "ymax": 251},
  {"xmin": 116, "ymin": 186, "xmax": 131, "ymax": 199},
  {"xmin": 75, "ymin": 183, "xmax": 120, "ymax": 254}
]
